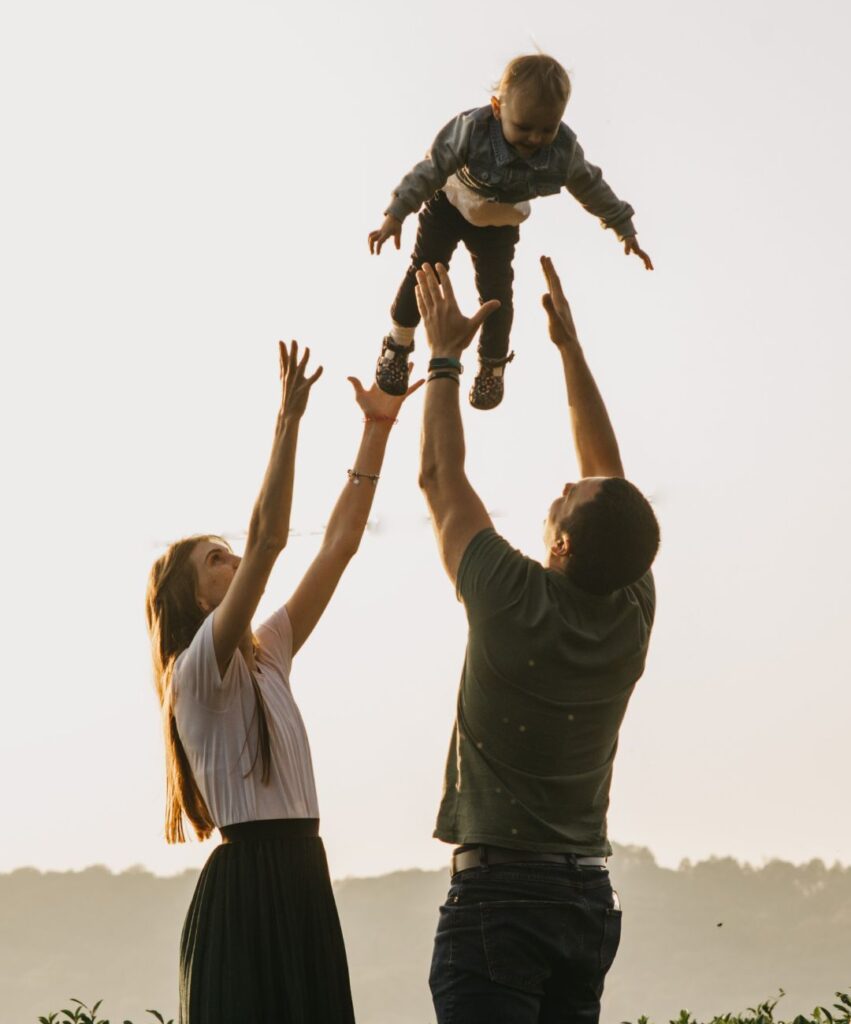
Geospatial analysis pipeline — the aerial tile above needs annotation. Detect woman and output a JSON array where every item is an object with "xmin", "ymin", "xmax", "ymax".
[{"xmin": 145, "ymin": 340, "xmax": 420, "ymax": 1023}]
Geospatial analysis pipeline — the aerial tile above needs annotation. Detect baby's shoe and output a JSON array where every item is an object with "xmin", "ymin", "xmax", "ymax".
[
  {"xmin": 469, "ymin": 351, "xmax": 515, "ymax": 410},
  {"xmin": 375, "ymin": 335, "xmax": 413, "ymax": 396}
]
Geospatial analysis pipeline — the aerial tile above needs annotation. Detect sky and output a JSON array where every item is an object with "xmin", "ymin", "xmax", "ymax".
[{"xmin": 2, "ymin": 0, "xmax": 850, "ymax": 881}]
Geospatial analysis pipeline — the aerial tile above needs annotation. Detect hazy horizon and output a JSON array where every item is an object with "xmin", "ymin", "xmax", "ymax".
[
  {"xmin": 3, "ymin": 0, "xmax": 850, "ymax": 883},
  {"xmin": 5, "ymin": 840, "xmax": 849, "ymax": 882},
  {"xmin": 4, "ymin": 847, "xmax": 849, "ymax": 1024}
]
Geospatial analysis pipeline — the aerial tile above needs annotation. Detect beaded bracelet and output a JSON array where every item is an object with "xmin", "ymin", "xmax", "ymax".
[
  {"xmin": 347, "ymin": 468, "xmax": 379, "ymax": 485},
  {"xmin": 428, "ymin": 356, "xmax": 463, "ymax": 373}
]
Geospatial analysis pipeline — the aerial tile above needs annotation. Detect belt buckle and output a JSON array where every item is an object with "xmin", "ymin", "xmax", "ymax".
[
  {"xmin": 450, "ymin": 846, "xmax": 485, "ymax": 876},
  {"xmin": 450, "ymin": 849, "xmax": 468, "ymax": 876}
]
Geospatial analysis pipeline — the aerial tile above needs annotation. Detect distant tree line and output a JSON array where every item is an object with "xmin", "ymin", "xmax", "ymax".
[{"xmin": 2, "ymin": 846, "xmax": 848, "ymax": 1024}]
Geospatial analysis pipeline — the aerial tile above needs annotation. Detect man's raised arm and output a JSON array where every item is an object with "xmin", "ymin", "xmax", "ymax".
[
  {"xmin": 541, "ymin": 255, "xmax": 625, "ymax": 479},
  {"xmin": 417, "ymin": 264, "xmax": 500, "ymax": 584}
]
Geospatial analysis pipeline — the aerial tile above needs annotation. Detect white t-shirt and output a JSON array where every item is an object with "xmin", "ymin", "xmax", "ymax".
[
  {"xmin": 172, "ymin": 606, "xmax": 319, "ymax": 826},
  {"xmin": 443, "ymin": 173, "xmax": 532, "ymax": 227}
]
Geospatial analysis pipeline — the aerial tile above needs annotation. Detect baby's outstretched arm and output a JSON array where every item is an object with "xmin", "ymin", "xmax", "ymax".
[
  {"xmin": 564, "ymin": 136, "xmax": 654, "ymax": 270},
  {"xmin": 367, "ymin": 112, "xmax": 473, "ymax": 257},
  {"xmin": 624, "ymin": 235, "xmax": 653, "ymax": 271}
]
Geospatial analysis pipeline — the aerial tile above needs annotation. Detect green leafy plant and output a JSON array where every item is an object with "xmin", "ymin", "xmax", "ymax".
[
  {"xmin": 622, "ymin": 990, "xmax": 851, "ymax": 1024},
  {"xmin": 37, "ymin": 999, "xmax": 173, "ymax": 1024},
  {"xmin": 37, "ymin": 990, "xmax": 851, "ymax": 1024}
]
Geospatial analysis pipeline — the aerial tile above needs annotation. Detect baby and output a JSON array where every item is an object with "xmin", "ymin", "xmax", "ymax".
[{"xmin": 368, "ymin": 54, "xmax": 652, "ymax": 410}]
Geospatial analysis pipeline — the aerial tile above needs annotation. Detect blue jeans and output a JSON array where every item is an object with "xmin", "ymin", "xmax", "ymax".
[{"xmin": 429, "ymin": 862, "xmax": 622, "ymax": 1024}]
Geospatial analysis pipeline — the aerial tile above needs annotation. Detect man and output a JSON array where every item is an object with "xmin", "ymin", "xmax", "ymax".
[{"xmin": 416, "ymin": 257, "xmax": 659, "ymax": 1024}]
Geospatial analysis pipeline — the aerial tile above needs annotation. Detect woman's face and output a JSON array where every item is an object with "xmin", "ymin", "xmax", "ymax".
[{"xmin": 190, "ymin": 539, "xmax": 240, "ymax": 614}]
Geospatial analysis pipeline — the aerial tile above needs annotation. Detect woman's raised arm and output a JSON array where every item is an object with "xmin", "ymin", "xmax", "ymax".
[
  {"xmin": 286, "ymin": 371, "xmax": 422, "ymax": 657},
  {"xmin": 211, "ymin": 341, "xmax": 322, "ymax": 674}
]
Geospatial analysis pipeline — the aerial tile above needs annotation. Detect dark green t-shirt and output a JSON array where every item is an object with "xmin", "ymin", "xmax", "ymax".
[{"xmin": 434, "ymin": 529, "xmax": 656, "ymax": 856}]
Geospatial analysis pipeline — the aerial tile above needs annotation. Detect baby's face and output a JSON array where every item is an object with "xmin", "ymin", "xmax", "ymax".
[{"xmin": 492, "ymin": 88, "xmax": 565, "ymax": 158}]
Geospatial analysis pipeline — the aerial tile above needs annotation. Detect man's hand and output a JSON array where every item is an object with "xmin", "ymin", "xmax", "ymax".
[
  {"xmin": 415, "ymin": 263, "xmax": 500, "ymax": 358},
  {"xmin": 542, "ymin": 256, "xmax": 625, "ymax": 478},
  {"xmin": 368, "ymin": 214, "xmax": 403, "ymax": 255},
  {"xmin": 624, "ymin": 235, "xmax": 653, "ymax": 271},
  {"xmin": 541, "ymin": 256, "xmax": 580, "ymax": 352}
]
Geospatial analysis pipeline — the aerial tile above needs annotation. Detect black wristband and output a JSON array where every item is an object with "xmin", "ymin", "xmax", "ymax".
[
  {"xmin": 427, "ymin": 370, "xmax": 461, "ymax": 383},
  {"xmin": 428, "ymin": 356, "xmax": 463, "ymax": 373}
]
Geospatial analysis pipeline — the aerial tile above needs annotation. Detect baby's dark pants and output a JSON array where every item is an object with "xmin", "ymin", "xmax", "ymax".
[{"xmin": 391, "ymin": 190, "xmax": 519, "ymax": 360}]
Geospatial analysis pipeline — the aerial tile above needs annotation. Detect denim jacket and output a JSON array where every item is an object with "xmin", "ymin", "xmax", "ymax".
[{"xmin": 385, "ymin": 106, "xmax": 636, "ymax": 240}]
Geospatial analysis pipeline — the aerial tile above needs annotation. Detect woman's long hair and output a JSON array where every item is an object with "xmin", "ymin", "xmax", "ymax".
[{"xmin": 145, "ymin": 536, "xmax": 271, "ymax": 843}]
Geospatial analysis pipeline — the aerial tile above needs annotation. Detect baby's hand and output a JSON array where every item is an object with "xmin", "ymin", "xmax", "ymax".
[
  {"xmin": 624, "ymin": 235, "xmax": 653, "ymax": 271},
  {"xmin": 368, "ymin": 215, "xmax": 402, "ymax": 255}
]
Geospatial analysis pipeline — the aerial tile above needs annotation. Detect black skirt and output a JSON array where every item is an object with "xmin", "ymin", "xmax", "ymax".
[{"xmin": 179, "ymin": 819, "xmax": 356, "ymax": 1024}]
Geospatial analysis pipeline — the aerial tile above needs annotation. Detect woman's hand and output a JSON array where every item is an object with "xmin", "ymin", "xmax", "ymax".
[
  {"xmin": 346, "ymin": 372, "xmax": 424, "ymax": 421},
  {"xmin": 279, "ymin": 340, "xmax": 323, "ymax": 422},
  {"xmin": 284, "ymin": 364, "xmax": 422, "ymax": 658},
  {"xmin": 368, "ymin": 214, "xmax": 403, "ymax": 255},
  {"xmin": 209, "ymin": 340, "xmax": 320, "ymax": 672},
  {"xmin": 624, "ymin": 235, "xmax": 654, "ymax": 270}
]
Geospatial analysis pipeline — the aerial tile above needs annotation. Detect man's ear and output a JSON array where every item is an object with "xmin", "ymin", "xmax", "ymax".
[
  {"xmin": 549, "ymin": 532, "xmax": 570, "ymax": 560},
  {"xmin": 490, "ymin": 95, "xmax": 501, "ymax": 119}
]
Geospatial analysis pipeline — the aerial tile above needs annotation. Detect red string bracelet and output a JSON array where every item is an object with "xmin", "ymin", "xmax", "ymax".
[{"xmin": 363, "ymin": 415, "xmax": 398, "ymax": 424}]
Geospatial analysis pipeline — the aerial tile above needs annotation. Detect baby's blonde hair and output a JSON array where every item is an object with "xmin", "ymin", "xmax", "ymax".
[{"xmin": 497, "ymin": 54, "xmax": 571, "ymax": 107}]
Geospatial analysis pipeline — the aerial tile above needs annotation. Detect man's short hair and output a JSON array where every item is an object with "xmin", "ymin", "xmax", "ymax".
[{"xmin": 562, "ymin": 478, "xmax": 660, "ymax": 595}]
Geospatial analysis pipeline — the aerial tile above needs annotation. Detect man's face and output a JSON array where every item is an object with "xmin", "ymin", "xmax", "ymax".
[
  {"xmin": 491, "ymin": 88, "xmax": 565, "ymax": 158},
  {"xmin": 543, "ymin": 477, "xmax": 606, "ymax": 551}
]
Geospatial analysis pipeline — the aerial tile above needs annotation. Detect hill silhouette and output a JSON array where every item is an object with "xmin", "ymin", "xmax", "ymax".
[{"xmin": 2, "ymin": 845, "xmax": 849, "ymax": 1024}]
